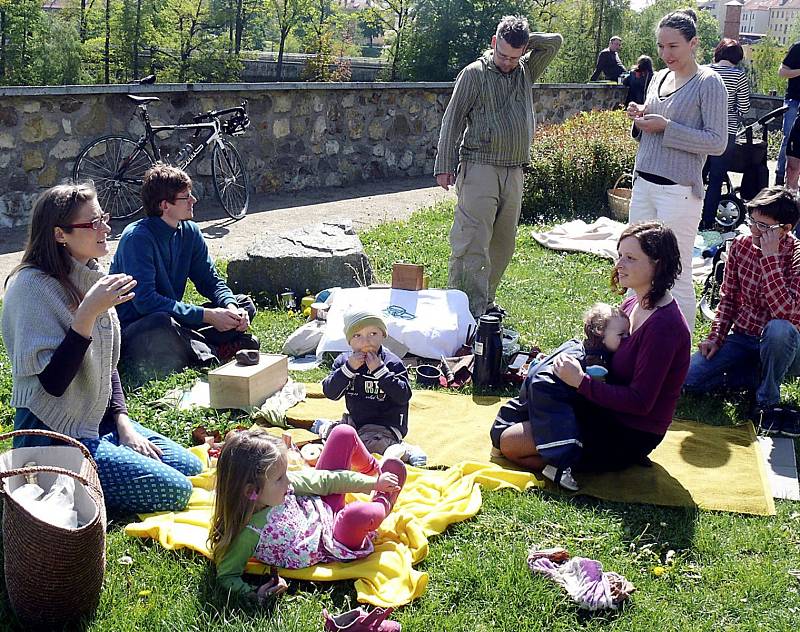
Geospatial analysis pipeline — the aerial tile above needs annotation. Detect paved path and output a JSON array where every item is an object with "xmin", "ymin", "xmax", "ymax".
[{"xmin": 0, "ymin": 177, "xmax": 455, "ymax": 297}]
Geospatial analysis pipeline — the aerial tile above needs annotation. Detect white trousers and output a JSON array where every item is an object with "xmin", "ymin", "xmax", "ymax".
[{"xmin": 628, "ymin": 177, "xmax": 701, "ymax": 332}]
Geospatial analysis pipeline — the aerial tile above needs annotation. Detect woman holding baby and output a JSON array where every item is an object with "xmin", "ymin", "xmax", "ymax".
[{"xmin": 496, "ymin": 221, "xmax": 691, "ymax": 485}]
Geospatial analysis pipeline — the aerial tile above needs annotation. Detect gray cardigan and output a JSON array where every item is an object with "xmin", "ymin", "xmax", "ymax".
[
  {"xmin": 2, "ymin": 259, "xmax": 121, "ymax": 439},
  {"xmin": 634, "ymin": 65, "xmax": 728, "ymax": 199}
]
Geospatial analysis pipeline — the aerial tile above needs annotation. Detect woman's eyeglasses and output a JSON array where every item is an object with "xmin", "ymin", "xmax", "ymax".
[
  {"xmin": 744, "ymin": 215, "xmax": 783, "ymax": 232},
  {"xmin": 61, "ymin": 213, "xmax": 111, "ymax": 231}
]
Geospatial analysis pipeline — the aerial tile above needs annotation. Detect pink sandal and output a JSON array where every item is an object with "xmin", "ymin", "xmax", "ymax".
[
  {"xmin": 322, "ymin": 606, "xmax": 401, "ymax": 631},
  {"xmin": 372, "ymin": 458, "xmax": 407, "ymax": 510}
]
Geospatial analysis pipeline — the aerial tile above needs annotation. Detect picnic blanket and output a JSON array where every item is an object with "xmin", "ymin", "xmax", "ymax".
[
  {"xmin": 288, "ymin": 385, "xmax": 775, "ymax": 516},
  {"xmin": 124, "ymin": 445, "xmax": 541, "ymax": 607},
  {"xmin": 530, "ymin": 217, "xmax": 714, "ymax": 283}
]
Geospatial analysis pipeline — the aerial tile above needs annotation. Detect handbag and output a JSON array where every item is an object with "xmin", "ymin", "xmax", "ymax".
[{"xmin": 0, "ymin": 429, "xmax": 106, "ymax": 628}]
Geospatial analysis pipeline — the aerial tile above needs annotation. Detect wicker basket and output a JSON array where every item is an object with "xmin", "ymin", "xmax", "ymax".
[
  {"xmin": 0, "ymin": 429, "xmax": 106, "ymax": 628},
  {"xmin": 607, "ymin": 173, "xmax": 633, "ymax": 221}
]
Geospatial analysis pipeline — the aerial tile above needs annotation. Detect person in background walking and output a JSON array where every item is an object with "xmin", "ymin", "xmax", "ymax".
[
  {"xmin": 700, "ymin": 38, "xmax": 751, "ymax": 231},
  {"xmin": 623, "ymin": 55, "xmax": 654, "ymax": 105},
  {"xmin": 776, "ymin": 39, "xmax": 800, "ymax": 186},
  {"xmin": 590, "ymin": 36, "xmax": 626, "ymax": 82},
  {"xmin": 434, "ymin": 15, "xmax": 562, "ymax": 319},
  {"xmin": 626, "ymin": 8, "xmax": 728, "ymax": 332}
]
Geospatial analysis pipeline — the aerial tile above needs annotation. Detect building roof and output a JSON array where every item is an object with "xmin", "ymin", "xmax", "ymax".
[
  {"xmin": 769, "ymin": 0, "xmax": 800, "ymax": 9},
  {"xmin": 742, "ymin": 0, "xmax": 773, "ymax": 9}
]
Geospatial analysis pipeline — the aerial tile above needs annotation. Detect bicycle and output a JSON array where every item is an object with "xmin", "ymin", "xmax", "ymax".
[{"xmin": 73, "ymin": 78, "xmax": 251, "ymax": 220}]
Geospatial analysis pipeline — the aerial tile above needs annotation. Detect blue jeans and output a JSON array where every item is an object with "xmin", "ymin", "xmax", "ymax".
[
  {"xmin": 702, "ymin": 133, "xmax": 736, "ymax": 227},
  {"xmin": 683, "ymin": 320, "xmax": 800, "ymax": 407},
  {"xmin": 13, "ymin": 409, "xmax": 203, "ymax": 514},
  {"xmin": 777, "ymin": 98, "xmax": 800, "ymax": 181}
]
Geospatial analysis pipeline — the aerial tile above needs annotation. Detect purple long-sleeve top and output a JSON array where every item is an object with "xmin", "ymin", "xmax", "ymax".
[{"xmin": 577, "ymin": 296, "xmax": 690, "ymax": 436}]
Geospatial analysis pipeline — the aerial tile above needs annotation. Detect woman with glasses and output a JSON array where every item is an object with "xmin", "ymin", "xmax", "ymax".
[
  {"xmin": 1, "ymin": 183, "xmax": 202, "ymax": 514},
  {"xmin": 626, "ymin": 9, "xmax": 728, "ymax": 332},
  {"xmin": 684, "ymin": 187, "xmax": 800, "ymax": 437}
]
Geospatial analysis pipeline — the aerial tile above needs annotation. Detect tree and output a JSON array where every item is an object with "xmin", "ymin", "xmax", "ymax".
[
  {"xmin": 397, "ymin": 0, "xmax": 529, "ymax": 81},
  {"xmin": 751, "ymin": 36, "xmax": 785, "ymax": 95},
  {"xmin": 267, "ymin": 0, "xmax": 308, "ymax": 81},
  {"xmin": 365, "ymin": 0, "xmax": 415, "ymax": 81}
]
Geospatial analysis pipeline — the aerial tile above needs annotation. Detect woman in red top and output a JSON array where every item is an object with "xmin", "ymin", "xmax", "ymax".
[{"xmin": 499, "ymin": 221, "xmax": 691, "ymax": 475}]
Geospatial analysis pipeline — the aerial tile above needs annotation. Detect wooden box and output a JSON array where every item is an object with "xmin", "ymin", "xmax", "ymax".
[
  {"xmin": 391, "ymin": 263, "xmax": 424, "ymax": 291},
  {"xmin": 209, "ymin": 353, "xmax": 288, "ymax": 409}
]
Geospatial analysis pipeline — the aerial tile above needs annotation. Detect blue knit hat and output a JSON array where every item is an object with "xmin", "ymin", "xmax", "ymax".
[{"xmin": 343, "ymin": 308, "xmax": 387, "ymax": 342}]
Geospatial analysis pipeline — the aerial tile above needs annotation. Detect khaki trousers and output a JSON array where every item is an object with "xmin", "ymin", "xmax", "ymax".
[{"xmin": 448, "ymin": 162, "xmax": 524, "ymax": 317}]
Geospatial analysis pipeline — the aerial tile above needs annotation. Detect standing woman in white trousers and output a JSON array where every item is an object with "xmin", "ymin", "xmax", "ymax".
[{"xmin": 626, "ymin": 8, "xmax": 728, "ymax": 332}]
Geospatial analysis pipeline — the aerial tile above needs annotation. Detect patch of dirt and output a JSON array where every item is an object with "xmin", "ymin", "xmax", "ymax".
[{"xmin": 0, "ymin": 177, "xmax": 455, "ymax": 297}]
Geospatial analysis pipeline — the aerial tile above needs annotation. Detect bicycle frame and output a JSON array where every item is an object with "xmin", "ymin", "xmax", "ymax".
[{"xmin": 137, "ymin": 105, "xmax": 222, "ymax": 170}]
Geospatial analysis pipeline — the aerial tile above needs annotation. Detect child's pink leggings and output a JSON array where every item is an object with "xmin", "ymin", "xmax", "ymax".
[{"xmin": 316, "ymin": 425, "xmax": 387, "ymax": 550}]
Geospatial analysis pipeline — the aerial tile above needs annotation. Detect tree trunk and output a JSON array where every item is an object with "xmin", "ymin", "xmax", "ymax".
[
  {"xmin": 277, "ymin": 28, "xmax": 288, "ymax": 81},
  {"xmin": 133, "ymin": 0, "xmax": 142, "ymax": 79},
  {"xmin": 0, "ymin": 10, "xmax": 5, "ymax": 80},
  {"xmin": 105, "ymin": 0, "xmax": 111, "ymax": 83},
  {"xmin": 594, "ymin": 0, "xmax": 606, "ymax": 61},
  {"xmin": 235, "ymin": 0, "xmax": 244, "ymax": 55},
  {"xmin": 80, "ymin": 0, "xmax": 87, "ymax": 42}
]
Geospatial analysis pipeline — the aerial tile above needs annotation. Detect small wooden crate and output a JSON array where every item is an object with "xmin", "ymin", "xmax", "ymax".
[
  {"xmin": 209, "ymin": 353, "xmax": 288, "ymax": 409},
  {"xmin": 391, "ymin": 263, "xmax": 424, "ymax": 291}
]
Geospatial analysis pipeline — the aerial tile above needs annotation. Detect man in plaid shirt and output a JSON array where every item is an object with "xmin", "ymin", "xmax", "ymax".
[{"xmin": 684, "ymin": 187, "xmax": 800, "ymax": 436}]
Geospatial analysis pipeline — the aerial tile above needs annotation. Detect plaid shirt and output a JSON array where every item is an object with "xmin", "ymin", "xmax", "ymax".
[{"xmin": 709, "ymin": 233, "xmax": 800, "ymax": 346}]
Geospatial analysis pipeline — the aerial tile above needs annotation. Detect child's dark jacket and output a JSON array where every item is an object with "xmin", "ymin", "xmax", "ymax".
[{"xmin": 322, "ymin": 347, "xmax": 411, "ymax": 437}]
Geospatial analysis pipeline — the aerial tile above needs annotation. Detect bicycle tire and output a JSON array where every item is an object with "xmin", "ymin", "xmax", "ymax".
[
  {"xmin": 73, "ymin": 135, "xmax": 154, "ymax": 219},
  {"xmin": 714, "ymin": 193, "xmax": 746, "ymax": 231},
  {"xmin": 211, "ymin": 137, "xmax": 249, "ymax": 220}
]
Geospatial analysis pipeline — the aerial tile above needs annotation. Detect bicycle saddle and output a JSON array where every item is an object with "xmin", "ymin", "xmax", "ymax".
[{"xmin": 127, "ymin": 95, "xmax": 160, "ymax": 104}]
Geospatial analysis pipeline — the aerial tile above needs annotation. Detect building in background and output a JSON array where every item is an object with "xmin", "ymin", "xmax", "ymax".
[{"xmin": 768, "ymin": 0, "xmax": 800, "ymax": 45}]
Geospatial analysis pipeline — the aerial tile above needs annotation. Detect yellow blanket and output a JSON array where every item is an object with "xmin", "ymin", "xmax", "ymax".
[
  {"xmin": 288, "ymin": 385, "xmax": 776, "ymax": 516},
  {"xmin": 124, "ymin": 446, "xmax": 542, "ymax": 606}
]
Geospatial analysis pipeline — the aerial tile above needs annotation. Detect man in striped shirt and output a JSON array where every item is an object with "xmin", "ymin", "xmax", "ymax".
[{"xmin": 435, "ymin": 16, "xmax": 562, "ymax": 319}]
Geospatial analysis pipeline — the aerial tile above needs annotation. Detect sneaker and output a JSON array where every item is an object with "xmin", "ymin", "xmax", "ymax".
[
  {"xmin": 779, "ymin": 408, "xmax": 800, "ymax": 438},
  {"xmin": 756, "ymin": 407, "xmax": 784, "ymax": 436},
  {"xmin": 215, "ymin": 333, "xmax": 260, "ymax": 363},
  {"xmin": 542, "ymin": 465, "xmax": 579, "ymax": 492},
  {"xmin": 489, "ymin": 446, "xmax": 504, "ymax": 458},
  {"xmin": 403, "ymin": 442, "xmax": 428, "ymax": 467},
  {"xmin": 310, "ymin": 419, "xmax": 335, "ymax": 439}
]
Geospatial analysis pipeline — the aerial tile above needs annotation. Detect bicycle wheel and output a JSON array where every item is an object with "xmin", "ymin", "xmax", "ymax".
[
  {"xmin": 73, "ymin": 135, "xmax": 154, "ymax": 219},
  {"xmin": 715, "ymin": 194, "xmax": 746, "ymax": 231},
  {"xmin": 212, "ymin": 138, "xmax": 249, "ymax": 220}
]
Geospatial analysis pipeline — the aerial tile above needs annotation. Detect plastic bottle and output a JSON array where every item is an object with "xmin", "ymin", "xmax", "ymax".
[
  {"xmin": 175, "ymin": 143, "xmax": 194, "ymax": 166},
  {"xmin": 473, "ymin": 315, "xmax": 503, "ymax": 389}
]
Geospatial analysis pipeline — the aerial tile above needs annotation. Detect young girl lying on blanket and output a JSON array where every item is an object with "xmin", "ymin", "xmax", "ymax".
[
  {"xmin": 210, "ymin": 425, "xmax": 407, "ymax": 604},
  {"xmin": 490, "ymin": 303, "xmax": 630, "ymax": 491}
]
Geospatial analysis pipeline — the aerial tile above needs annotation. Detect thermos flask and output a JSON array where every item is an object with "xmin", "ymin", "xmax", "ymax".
[{"xmin": 473, "ymin": 315, "xmax": 503, "ymax": 388}]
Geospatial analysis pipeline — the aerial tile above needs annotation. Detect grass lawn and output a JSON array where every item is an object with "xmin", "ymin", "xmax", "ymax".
[{"xmin": 1, "ymin": 201, "xmax": 799, "ymax": 631}]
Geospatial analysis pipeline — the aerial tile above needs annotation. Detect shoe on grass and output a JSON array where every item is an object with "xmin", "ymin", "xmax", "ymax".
[
  {"xmin": 542, "ymin": 465, "xmax": 579, "ymax": 492},
  {"xmin": 779, "ymin": 408, "xmax": 800, "ymax": 438},
  {"xmin": 756, "ymin": 407, "xmax": 784, "ymax": 436}
]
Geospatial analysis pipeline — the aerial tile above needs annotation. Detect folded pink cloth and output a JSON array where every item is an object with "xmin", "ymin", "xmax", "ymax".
[{"xmin": 527, "ymin": 547, "xmax": 635, "ymax": 611}]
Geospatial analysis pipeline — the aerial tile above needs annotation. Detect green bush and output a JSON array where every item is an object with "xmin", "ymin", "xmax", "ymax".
[{"xmin": 522, "ymin": 109, "xmax": 638, "ymax": 222}]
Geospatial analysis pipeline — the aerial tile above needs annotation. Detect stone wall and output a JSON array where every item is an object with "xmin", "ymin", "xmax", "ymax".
[{"xmin": 0, "ymin": 82, "xmax": 625, "ymax": 227}]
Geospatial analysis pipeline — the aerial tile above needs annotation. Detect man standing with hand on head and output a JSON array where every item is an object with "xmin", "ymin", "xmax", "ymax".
[
  {"xmin": 111, "ymin": 163, "xmax": 259, "ymax": 381},
  {"xmin": 435, "ymin": 15, "xmax": 562, "ymax": 319}
]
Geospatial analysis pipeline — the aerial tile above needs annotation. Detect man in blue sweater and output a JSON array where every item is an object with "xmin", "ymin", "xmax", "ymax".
[{"xmin": 110, "ymin": 164, "xmax": 258, "ymax": 380}]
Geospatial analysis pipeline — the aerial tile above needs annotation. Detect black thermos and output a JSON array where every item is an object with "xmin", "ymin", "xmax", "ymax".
[{"xmin": 473, "ymin": 315, "xmax": 503, "ymax": 388}]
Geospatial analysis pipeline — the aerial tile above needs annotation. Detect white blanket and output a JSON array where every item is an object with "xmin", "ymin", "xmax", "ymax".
[
  {"xmin": 316, "ymin": 287, "xmax": 476, "ymax": 359},
  {"xmin": 530, "ymin": 217, "xmax": 713, "ymax": 282}
]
